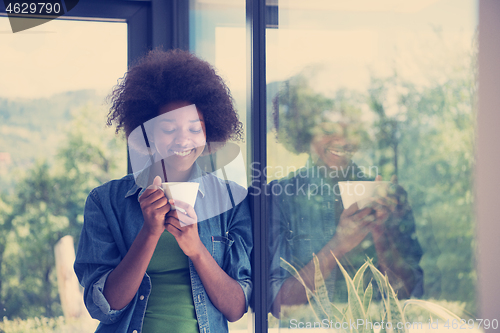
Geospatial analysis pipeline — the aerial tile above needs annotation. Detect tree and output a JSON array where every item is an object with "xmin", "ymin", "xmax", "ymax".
[
  {"xmin": 0, "ymin": 104, "xmax": 126, "ymax": 319},
  {"xmin": 365, "ymin": 42, "xmax": 477, "ymax": 312}
]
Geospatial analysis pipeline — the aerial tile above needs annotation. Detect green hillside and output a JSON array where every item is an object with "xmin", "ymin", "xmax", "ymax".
[{"xmin": 0, "ymin": 90, "xmax": 109, "ymax": 192}]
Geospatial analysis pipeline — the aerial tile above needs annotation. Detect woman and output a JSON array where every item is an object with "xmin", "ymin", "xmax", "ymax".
[
  {"xmin": 268, "ymin": 73, "xmax": 423, "ymax": 317},
  {"xmin": 74, "ymin": 50, "xmax": 252, "ymax": 333}
]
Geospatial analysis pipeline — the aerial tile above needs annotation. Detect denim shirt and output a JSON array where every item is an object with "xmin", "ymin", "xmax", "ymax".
[{"xmin": 74, "ymin": 166, "xmax": 253, "ymax": 333}]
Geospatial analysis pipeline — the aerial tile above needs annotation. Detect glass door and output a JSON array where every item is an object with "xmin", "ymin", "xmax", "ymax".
[
  {"xmin": 266, "ymin": 0, "xmax": 479, "ymax": 331},
  {"xmin": 0, "ymin": 17, "xmax": 127, "ymax": 330}
]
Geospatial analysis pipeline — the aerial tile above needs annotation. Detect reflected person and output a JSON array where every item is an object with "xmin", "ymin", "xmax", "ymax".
[{"xmin": 268, "ymin": 76, "xmax": 423, "ymax": 317}]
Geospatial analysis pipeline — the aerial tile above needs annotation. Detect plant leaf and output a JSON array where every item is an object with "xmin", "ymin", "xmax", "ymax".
[
  {"xmin": 402, "ymin": 299, "xmax": 462, "ymax": 321},
  {"xmin": 331, "ymin": 303, "xmax": 346, "ymax": 323},
  {"xmin": 385, "ymin": 275, "xmax": 406, "ymax": 333},
  {"xmin": 363, "ymin": 282, "xmax": 373, "ymax": 314},
  {"xmin": 333, "ymin": 252, "xmax": 368, "ymax": 333},
  {"xmin": 353, "ymin": 261, "xmax": 371, "ymax": 312},
  {"xmin": 313, "ymin": 253, "xmax": 332, "ymax": 318},
  {"xmin": 367, "ymin": 259, "xmax": 390, "ymax": 314},
  {"xmin": 280, "ymin": 257, "xmax": 324, "ymax": 322}
]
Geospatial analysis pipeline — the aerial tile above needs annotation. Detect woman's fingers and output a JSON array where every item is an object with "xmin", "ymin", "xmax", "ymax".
[
  {"xmin": 169, "ymin": 200, "xmax": 197, "ymax": 220},
  {"xmin": 139, "ymin": 187, "xmax": 158, "ymax": 201},
  {"xmin": 140, "ymin": 189, "xmax": 168, "ymax": 210},
  {"xmin": 150, "ymin": 193, "xmax": 170, "ymax": 210},
  {"xmin": 164, "ymin": 200, "xmax": 197, "ymax": 240},
  {"xmin": 152, "ymin": 175, "xmax": 162, "ymax": 187},
  {"xmin": 165, "ymin": 207, "xmax": 196, "ymax": 227},
  {"xmin": 343, "ymin": 202, "xmax": 360, "ymax": 216},
  {"xmin": 371, "ymin": 195, "xmax": 396, "ymax": 211},
  {"xmin": 165, "ymin": 209, "xmax": 203, "ymax": 258},
  {"xmin": 139, "ymin": 186, "xmax": 164, "ymax": 203},
  {"xmin": 139, "ymin": 176, "xmax": 163, "ymax": 200},
  {"xmin": 351, "ymin": 207, "xmax": 376, "ymax": 225},
  {"xmin": 165, "ymin": 211, "xmax": 186, "ymax": 227},
  {"xmin": 165, "ymin": 221, "xmax": 182, "ymax": 237}
]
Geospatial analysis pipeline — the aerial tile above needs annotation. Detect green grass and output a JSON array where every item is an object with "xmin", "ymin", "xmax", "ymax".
[{"xmin": 0, "ymin": 316, "xmax": 98, "ymax": 333}]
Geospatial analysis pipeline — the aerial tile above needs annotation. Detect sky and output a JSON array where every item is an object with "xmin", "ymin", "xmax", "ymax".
[
  {"xmin": 0, "ymin": 17, "xmax": 127, "ymax": 99},
  {"xmin": 0, "ymin": 0, "xmax": 477, "ymax": 100},
  {"xmin": 212, "ymin": 0, "xmax": 477, "ymax": 99}
]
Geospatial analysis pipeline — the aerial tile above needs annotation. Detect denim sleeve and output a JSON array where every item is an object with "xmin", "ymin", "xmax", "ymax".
[
  {"xmin": 74, "ymin": 190, "xmax": 130, "ymax": 324},
  {"xmin": 224, "ymin": 194, "xmax": 253, "ymax": 311},
  {"xmin": 92, "ymin": 270, "xmax": 130, "ymax": 317}
]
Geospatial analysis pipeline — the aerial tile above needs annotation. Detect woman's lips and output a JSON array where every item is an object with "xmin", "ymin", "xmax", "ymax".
[
  {"xmin": 327, "ymin": 149, "xmax": 347, "ymax": 157},
  {"xmin": 171, "ymin": 148, "xmax": 194, "ymax": 157}
]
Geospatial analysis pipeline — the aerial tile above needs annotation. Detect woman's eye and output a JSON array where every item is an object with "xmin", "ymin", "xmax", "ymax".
[
  {"xmin": 161, "ymin": 128, "xmax": 175, "ymax": 134},
  {"xmin": 190, "ymin": 128, "xmax": 202, "ymax": 134}
]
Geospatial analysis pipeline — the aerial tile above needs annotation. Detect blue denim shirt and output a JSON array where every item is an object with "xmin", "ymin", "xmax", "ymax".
[{"xmin": 74, "ymin": 166, "xmax": 253, "ymax": 333}]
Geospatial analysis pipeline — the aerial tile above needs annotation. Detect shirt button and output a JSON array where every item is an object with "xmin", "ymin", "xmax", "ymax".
[
  {"xmin": 133, "ymin": 330, "xmax": 138, "ymax": 333},
  {"xmin": 139, "ymin": 295, "xmax": 145, "ymax": 300}
]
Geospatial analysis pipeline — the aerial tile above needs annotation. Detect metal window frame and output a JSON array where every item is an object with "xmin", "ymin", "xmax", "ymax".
[
  {"xmin": 66, "ymin": 0, "xmax": 189, "ymax": 60},
  {"xmin": 247, "ymin": 0, "xmax": 268, "ymax": 332},
  {"xmin": 477, "ymin": 0, "xmax": 500, "ymax": 323}
]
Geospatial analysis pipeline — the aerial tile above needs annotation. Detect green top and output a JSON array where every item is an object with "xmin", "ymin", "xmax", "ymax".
[{"xmin": 142, "ymin": 231, "xmax": 199, "ymax": 333}]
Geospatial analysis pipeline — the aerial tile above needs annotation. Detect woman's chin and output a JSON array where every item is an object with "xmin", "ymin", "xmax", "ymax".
[{"xmin": 321, "ymin": 157, "xmax": 350, "ymax": 172}]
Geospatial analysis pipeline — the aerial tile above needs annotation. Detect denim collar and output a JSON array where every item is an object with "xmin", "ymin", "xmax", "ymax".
[{"xmin": 125, "ymin": 162, "xmax": 206, "ymax": 199}]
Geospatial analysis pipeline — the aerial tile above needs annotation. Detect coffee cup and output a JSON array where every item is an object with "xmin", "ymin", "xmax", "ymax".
[
  {"xmin": 338, "ymin": 181, "xmax": 390, "ymax": 209},
  {"xmin": 161, "ymin": 182, "xmax": 199, "ymax": 212}
]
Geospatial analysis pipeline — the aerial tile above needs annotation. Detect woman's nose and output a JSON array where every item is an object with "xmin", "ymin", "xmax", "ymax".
[{"xmin": 174, "ymin": 130, "xmax": 191, "ymax": 145}]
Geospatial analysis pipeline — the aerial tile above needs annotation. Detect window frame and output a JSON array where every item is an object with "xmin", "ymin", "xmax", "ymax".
[
  {"xmin": 477, "ymin": 0, "xmax": 500, "ymax": 323},
  {"xmin": 246, "ymin": 0, "xmax": 268, "ymax": 332}
]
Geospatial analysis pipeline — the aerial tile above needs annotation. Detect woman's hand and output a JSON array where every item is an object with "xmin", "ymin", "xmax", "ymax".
[
  {"xmin": 369, "ymin": 175, "xmax": 404, "ymax": 237},
  {"xmin": 139, "ymin": 176, "xmax": 171, "ymax": 237},
  {"xmin": 274, "ymin": 198, "xmax": 374, "ymax": 313},
  {"xmin": 104, "ymin": 176, "xmax": 170, "ymax": 310},
  {"xmin": 364, "ymin": 175, "xmax": 418, "ymax": 298},
  {"xmin": 165, "ymin": 199, "xmax": 205, "ymax": 258},
  {"xmin": 165, "ymin": 200, "xmax": 246, "ymax": 321},
  {"xmin": 332, "ymin": 202, "xmax": 374, "ymax": 256}
]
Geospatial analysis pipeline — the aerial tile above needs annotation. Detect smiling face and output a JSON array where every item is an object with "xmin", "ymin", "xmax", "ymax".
[
  {"xmin": 311, "ymin": 135, "xmax": 353, "ymax": 170},
  {"xmin": 152, "ymin": 101, "xmax": 206, "ymax": 180},
  {"xmin": 310, "ymin": 123, "xmax": 360, "ymax": 171}
]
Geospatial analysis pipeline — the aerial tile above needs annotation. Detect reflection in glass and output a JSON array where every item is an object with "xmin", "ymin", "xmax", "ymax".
[
  {"xmin": 266, "ymin": 0, "xmax": 478, "ymax": 330},
  {"xmin": 268, "ymin": 74, "xmax": 423, "ymax": 315}
]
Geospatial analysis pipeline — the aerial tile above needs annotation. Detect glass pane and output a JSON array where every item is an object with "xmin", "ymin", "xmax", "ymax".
[
  {"xmin": 190, "ymin": 0, "xmax": 248, "ymax": 187},
  {"xmin": 189, "ymin": 1, "xmax": 250, "ymax": 332},
  {"xmin": 0, "ymin": 17, "xmax": 127, "ymax": 330},
  {"xmin": 266, "ymin": 0, "xmax": 478, "ymax": 331}
]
